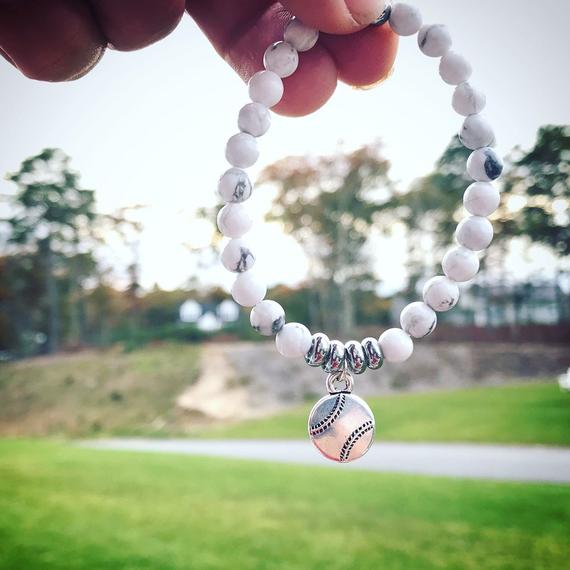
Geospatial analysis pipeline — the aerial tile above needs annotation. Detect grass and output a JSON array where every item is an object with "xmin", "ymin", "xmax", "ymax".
[
  {"xmin": 0, "ymin": 439, "xmax": 569, "ymax": 570},
  {"xmin": 0, "ymin": 345, "xmax": 200, "ymax": 437},
  {"xmin": 201, "ymin": 382, "xmax": 570, "ymax": 446}
]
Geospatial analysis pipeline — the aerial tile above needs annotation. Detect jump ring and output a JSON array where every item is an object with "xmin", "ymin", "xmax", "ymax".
[{"xmin": 326, "ymin": 366, "xmax": 354, "ymax": 394}]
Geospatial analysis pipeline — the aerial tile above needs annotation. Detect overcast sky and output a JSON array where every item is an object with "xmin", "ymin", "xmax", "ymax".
[{"xmin": 1, "ymin": 0, "xmax": 569, "ymax": 294}]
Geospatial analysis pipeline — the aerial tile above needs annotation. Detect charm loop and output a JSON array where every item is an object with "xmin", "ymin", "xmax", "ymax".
[{"xmin": 325, "ymin": 365, "xmax": 354, "ymax": 394}]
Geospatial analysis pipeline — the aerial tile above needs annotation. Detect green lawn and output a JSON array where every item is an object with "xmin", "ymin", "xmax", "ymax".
[
  {"xmin": 201, "ymin": 382, "xmax": 570, "ymax": 446},
  {"xmin": 0, "ymin": 440, "xmax": 568, "ymax": 570}
]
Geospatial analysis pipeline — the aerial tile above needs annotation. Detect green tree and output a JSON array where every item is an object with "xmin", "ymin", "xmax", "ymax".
[
  {"xmin": 390, "ymin": 137, "xmax": 471, "ymax": 291},
  {"xmin": 260, "ymin": 142, "xmax": 393, "ymax": 337},
  {"xmin": 392, "ymin": 136, "xmax": 525, "ymax": 293},
  {"xmin": 502, "ymin": 125, "xmax": 570, "ymax": 257},
  {"xmin": 0, "ymin": 252, "xmax": 45, "ymax": 354},
  {"xmin": 5, "ymin": 149, "xmax": 97, "ymax": 353}
]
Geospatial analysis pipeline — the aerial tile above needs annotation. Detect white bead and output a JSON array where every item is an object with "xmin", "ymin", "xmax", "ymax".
[
  {"xmin": 439, "ymin": 51, "xmax": 472, "ymax": 85},
  {"xmin": 221, "ymin": 238, "xmax": 255, "ymax": 273},
  {"xmin": 217, "ymin": 168, "xmax": 252, "ymax": 203},
  {"xmin": 276, "ymin": 322, "xmax": 312, "ymax": 358},
  {"xmin": 418, "ymin": 24, "xmax": 452, "ymax": 57},
  {"xmin": 463, "ymin": 181, "xmax": 500, "ymax": 217},
  {"xmin": 467, "ymin": 147, "xmax": 504, "ymax": 182},
  {"xmin": 400, "ymin": 302, "xmax": 437, "ymax": 339},
  {"xmin": 422, "ymin": 276, "xmax": 460, "ymax": 312},
  {"xmin": 248, "ymin": 70, "xmax": 284, "ymax": 108},
  {"xmin": 238, "ymin": 102, "xmax": 271, "ymax": 137},
  {"xmin": 456, "ymin": 216, "xmax": 493, "ymax": 251},
  {"xmin": 263, "ymin": 41, "xmax": 299, "ymax": 78},
  {"xmin": 217, "ymin": 203, "xmax": 253, "ymax": 238},
  {"xmin": 452, "ymin": 83, "xmax": 486, "ymax": 116},
  {"xmin": 231, "ymin": 271, "xmax": 267, "ymax": 307},
  {"xmin": 250, "ymin": 300, "xmax": 285, "ymax": 336},
  {"xmin": 225, "ymin": 133, "xmax": 259, "ymax": 168},
  {"xmin": 284, "ymin": 18, "xmax": 319, "ymax": 52},
  {"xmin": 442, "ymin": 246, "xmax": 480, "ymax": 282},
  {"xmin": 378, "ymin": 328, "xmax": 413, "ymax": 363},
  {"xmin": 389, "ymin": 3, "xmax": 422, "ymax": 36},
  {"xmin": 459, "ymin": 115, "xmax": 495, "ymax": 150}
]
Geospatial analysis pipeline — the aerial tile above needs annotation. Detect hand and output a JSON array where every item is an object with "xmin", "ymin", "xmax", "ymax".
[{"xmin": 0, "ymin": 0, "xmax": 398, "ymax": 116}]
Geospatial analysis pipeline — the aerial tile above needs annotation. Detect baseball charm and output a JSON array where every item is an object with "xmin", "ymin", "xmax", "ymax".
[{"xmin": 308, "ymin": 393, "xmax": 375, "ymax": 463}]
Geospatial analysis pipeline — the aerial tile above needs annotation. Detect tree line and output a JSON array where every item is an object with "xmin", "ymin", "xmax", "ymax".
[{"xmin": 1, "ymin": 126, "xmax": 568, "ymax": 356}]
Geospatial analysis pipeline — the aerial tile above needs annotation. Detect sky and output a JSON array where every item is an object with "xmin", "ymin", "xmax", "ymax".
[{"xmin": 1, "ymin": 0, "xmax": 569, "ymax": 295}]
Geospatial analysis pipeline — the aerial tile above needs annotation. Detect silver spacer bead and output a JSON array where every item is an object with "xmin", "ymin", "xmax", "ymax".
[
  {"xmin": 371, "ymin": 4, "xmax": 392, "ymax": 26},
  {"xmin": 305, "ymin": 333, "xmax": 331, "ymax": 367},
  {"xmin": 361, "ymin": 337, "xmax": 384, "ymax": 370},
  {"xmin": 344, "ymin": 340, "xmax": 367, "ymax": 375},
  {"xmin": 322, "ymin": 340, "xmax": 345, "ymax": 374}
]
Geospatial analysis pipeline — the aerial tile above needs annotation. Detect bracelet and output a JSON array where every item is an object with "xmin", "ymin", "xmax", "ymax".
[{"xmin": 215, "ymin": 2, "xmax": 503, "ymax": 463}]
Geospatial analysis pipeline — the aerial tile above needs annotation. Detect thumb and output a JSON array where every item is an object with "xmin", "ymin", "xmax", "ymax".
[{"xmin": 280, "ymin": 0, "xmax": 386, "ymax": 34}]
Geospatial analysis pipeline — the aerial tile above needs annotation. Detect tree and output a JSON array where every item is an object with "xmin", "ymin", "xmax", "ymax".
[
  {"xmin": 388, "ymin": 137, "xmax": 472, "ymax": 291},
  {"xmin": 0, "ymin": 252, "xmax": 45, "ymax": 354},
  {"xmin": 99, "ymin": 206, "xmax": 144, "ymax": 341},
  {"xmin": 5, "ymin": 149, "xmax": 97, "ymax": 353},
  {"xmin": 391, "ymin": 136, "xmax": 526, "ymax": 292},
  {"xmin": 259, "ymin": 142, "xmax": 394, "ymax": 337},
  {"xmin": 502, "ymin": 125, "xmax": 570, "ymax": 257}
]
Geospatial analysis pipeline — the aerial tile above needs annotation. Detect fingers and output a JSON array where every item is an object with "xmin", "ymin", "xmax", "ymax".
[
  {"xmin": 0, "ymin": 0, "xmax": 395, "ymax": 114},
  {"xmin": 187, "ymin": 0, "xmax": 397, "ymax": 117},
  {"xmin": 87, "ymin": 0, "xmax": 185, "ymax": 51},
  {"xmin": 0, "ymin": 0, "xmax": 186, "ymax": 82},
  {"xmin": 281, "ymin": 0, "xmax": 385, "ymax": 34},
  {"xmin": 188, "ymin": 2, "xmax": 337, "ymax": 117},
  {"xmin": 0, "ymin": 0, "xmax": 105, "ymax": 81}
]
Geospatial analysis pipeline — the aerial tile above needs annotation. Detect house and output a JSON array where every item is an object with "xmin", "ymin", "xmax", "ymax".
[{"xmin": 179, "ymin": 299, "xmax": 239, "ymax": 331}]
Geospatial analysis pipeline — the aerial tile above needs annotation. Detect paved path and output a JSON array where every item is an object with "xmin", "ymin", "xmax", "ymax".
[{"xmin": 80, "ymin": 439, "xmax": 570, "ymax": 484}]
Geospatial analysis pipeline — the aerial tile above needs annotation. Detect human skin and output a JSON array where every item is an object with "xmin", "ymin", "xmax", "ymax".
[{"xmin": 0, "ymin": 0, "xmax": 398, "ymax": 116}]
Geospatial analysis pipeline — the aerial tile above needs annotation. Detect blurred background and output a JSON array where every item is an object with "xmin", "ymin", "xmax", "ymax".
[{"xmin": 0, "ymin": 1, "xmax": 569, "ymax": 569}]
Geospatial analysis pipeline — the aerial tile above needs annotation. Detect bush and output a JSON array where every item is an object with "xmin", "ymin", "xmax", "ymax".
[{"xmin": 110, "ymin": 323, "xmax": 212, "ymax": 351}]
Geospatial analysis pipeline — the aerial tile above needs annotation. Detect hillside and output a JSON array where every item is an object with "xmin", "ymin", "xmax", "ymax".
[{"xmin": 0, "ymin": 345, "xmax": 199, "ymax": 437}]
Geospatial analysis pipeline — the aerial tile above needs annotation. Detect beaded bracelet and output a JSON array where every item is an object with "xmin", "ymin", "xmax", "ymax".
[{"xmin": 215, "ymin": 2, "xmax": 503, "ymax": 463}]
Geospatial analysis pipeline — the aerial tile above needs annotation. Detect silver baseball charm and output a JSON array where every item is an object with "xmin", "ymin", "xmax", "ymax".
[{"xmin": 308, "ymin": 371, "xmax": 375, "ymax": 463}]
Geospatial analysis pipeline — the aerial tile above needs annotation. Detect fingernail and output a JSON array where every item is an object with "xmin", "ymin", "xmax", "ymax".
[
  {"xmin": 345, "ymin": 0, "xmax": 386, "ymax": 26},
  {"xmin": 67, "ymin": 45, "xmax": 106, "ymax": 81}
]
